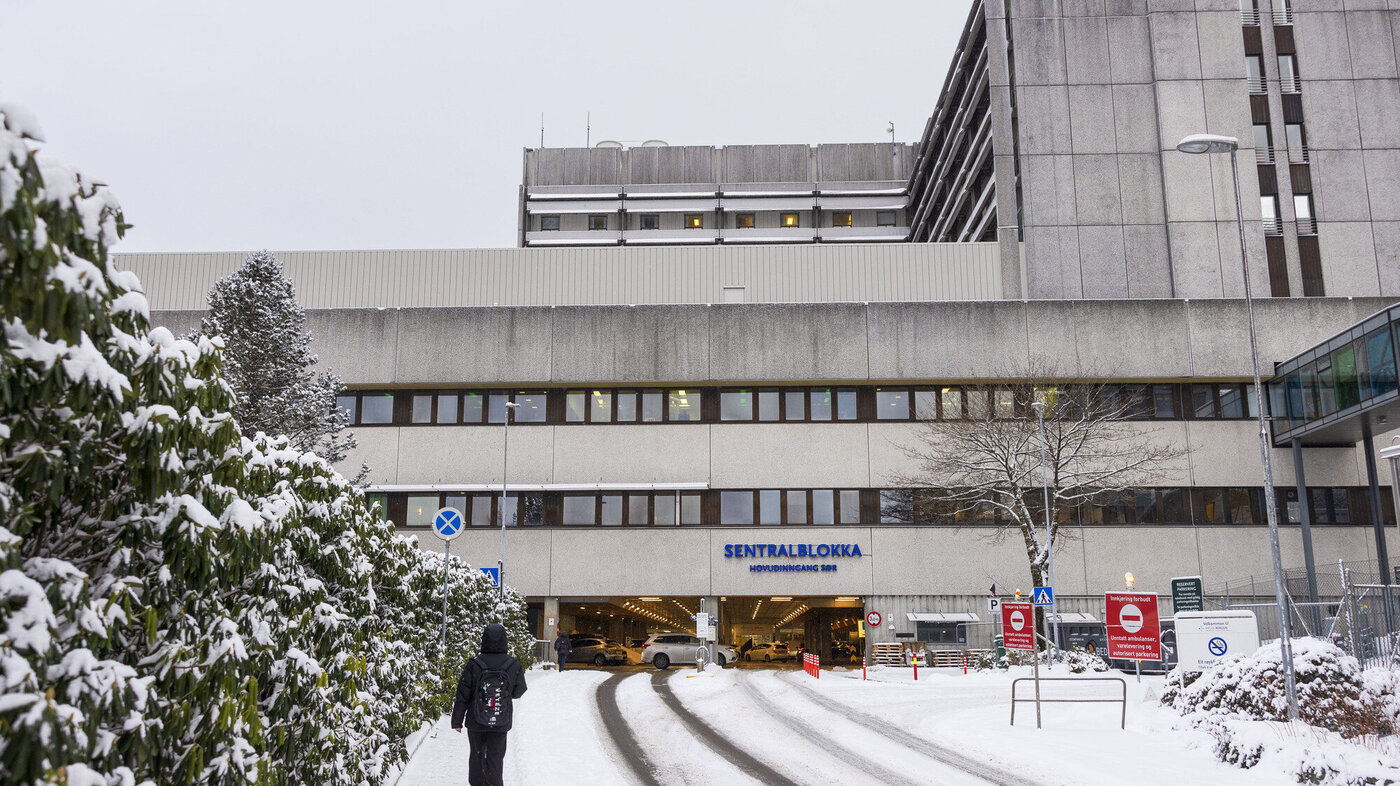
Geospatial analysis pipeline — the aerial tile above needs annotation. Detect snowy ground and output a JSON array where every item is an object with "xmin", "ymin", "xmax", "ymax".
[{"xmin": 394, "ymin": 663, "xmax": 1375, "ymax": 785}]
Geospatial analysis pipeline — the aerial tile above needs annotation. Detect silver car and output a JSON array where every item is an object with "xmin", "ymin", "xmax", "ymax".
[
  {"xmin": 641, "ymin": 633, "xmax": 736, "ymax": 669},
  {"xmin": 567, "ymin": 636, "xmax": 628, "ymax": 666}
]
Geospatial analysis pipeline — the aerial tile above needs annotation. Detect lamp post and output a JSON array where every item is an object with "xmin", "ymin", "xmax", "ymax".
[
  {"xmin": 1030, "ymin": 399, "xmax": 1060, "ymax": 662},
  {"xmin": 499, "ymin": 401, "xmax": 520, "ymax": 617},
  {"xmin": 1176, "ymin": 133, "xmax": 1299, "ymax": 721}
]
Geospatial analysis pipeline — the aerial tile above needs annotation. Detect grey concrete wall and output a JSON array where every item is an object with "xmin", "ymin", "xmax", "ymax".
[{"xmin": 437, "ymin": 521, "xmax": 1399, "ymax": 602}]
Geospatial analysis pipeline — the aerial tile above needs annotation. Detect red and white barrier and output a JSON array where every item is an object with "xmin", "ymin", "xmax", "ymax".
[
  {"xmin": 802, "ymin": 652, "xmax": 820, "ymax": 678},
  {"xmin": 862, "ymin": 655, "xmax": 867, "ymax": 681}
]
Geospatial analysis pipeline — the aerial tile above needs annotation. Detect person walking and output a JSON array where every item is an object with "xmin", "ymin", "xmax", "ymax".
[
  {"xmin": 553, "ymin": 630, "xmax": 572, "ymax": 671},
  {"xmin": 452, "ymin": 622, "xmax": 528, "ymax": 786}
]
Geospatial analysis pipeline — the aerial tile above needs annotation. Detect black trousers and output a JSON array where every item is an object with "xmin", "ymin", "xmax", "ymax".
[{"xmin": 466, "ymin": 729, "xmax": 508, "ymax": 786}]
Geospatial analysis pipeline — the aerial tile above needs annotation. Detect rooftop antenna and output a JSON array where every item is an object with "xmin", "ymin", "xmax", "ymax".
[
  {"xmin": 586, "ymin": 112, "xmax": 591, "ymax": 148},
  {"xmin": 887, "ymin": 121, "xmax": 896, "ymax": 158},
  {"xmin": 540, "ymin": 113, "xmax": 545, "ymax": 148}
]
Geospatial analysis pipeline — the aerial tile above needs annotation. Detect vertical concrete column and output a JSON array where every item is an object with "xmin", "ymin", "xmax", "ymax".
[
  {"xmin": 701, "ymin": 595, "xmax": 720, "ymax": 665},
  {"xmin": 542, "ymin": 597, "xmax": 560, "ymax": 667}
]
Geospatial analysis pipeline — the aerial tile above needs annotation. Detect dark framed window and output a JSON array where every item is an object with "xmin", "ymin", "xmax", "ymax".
[
  {"xmin": 668, "ymin": 389, "xmax": 702, "ymax": 422},
  {"xmin": 720, "ymin": 491, "xmax": 754, "ymax": 525},
  {"xmin": 589, "ymin": 214, "xmax": 608, "ymax": 231},
  {"xmin": 411, "ymin": 394, "xmax": 433, "ymax": 424},
  {"xmin": 361, "ymin": 393, "xmax": 395, "ymax": 424},
  {"xmin": 720, "ymin": 389, "xmax": 754, "ymax": 421},
  {"xmin": 875, "ymin": 210, "xmax": 896, "ymax": 227},
  {"xmin": 735, "ymin": 213, "xmax": 755, "ymax": 229},
  {"xmin": 540, "ymin": 215, "xmax": 561, "ymax": 231},
  {"xmin": 639, "ymin": 214, "xmax": 660, "ymax": 230},
  {"xmin": 831, "ymin": 212, "xmax": 852, "ymax": 227},
  {"xmin": 780, "ymin": 212, "xmax": 799, "ymax": 228},
  {"xmin": 336, "ymin": 394, "xmax": 358, "ymax": 423},
  {"xmin": 684, "ymin": 214, "xmax": 704, "ymax": 229},
  {"xmin": 757, "ymin": 390, "xmax": 781, "ymax": 421},
  {"xmin": 875, "ymin": 388, "xmax": 910, "ymax": 420}
]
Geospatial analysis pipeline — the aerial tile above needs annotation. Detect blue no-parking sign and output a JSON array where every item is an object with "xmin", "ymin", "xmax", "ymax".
[
  {"xmin": 481, "ymin": 567, "xmax": 499, "ymax": 586},
  {"xmin": 433, "ymin": 507, "xmax": 465, "ymax": 541}
]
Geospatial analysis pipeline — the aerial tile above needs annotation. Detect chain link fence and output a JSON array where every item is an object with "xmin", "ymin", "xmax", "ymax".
[{"xmin": 1203, "ymin": 560, "xmax": 1399, "ymax": 670}]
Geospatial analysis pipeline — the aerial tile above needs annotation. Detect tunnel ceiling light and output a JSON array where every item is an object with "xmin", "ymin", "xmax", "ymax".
[{"xmin": 770, "ymin": 597, "xmax": 792, "ymax": 601}]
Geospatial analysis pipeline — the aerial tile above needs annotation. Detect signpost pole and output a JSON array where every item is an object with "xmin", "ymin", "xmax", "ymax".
[
  {"xmin": 442, "ymin": 539, "xmax": 449, "ymax": 652},
  {"xmin": 1032, "ymin": 646, "xmax": 1042, "ymax": 729},
  {"xmin": 432, "ymin": 507, "xmax": 465, "ymax": 656}
]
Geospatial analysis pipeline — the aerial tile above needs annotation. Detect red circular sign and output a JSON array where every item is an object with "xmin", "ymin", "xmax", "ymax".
[{"xmin": 866, "ymin": 611, "xmax": 882, "ymax": 627}]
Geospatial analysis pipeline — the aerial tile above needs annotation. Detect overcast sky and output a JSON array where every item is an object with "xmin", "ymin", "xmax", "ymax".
[{"xmin": 2, "ymin": 1, "xmax": 967, "ymax": 252}]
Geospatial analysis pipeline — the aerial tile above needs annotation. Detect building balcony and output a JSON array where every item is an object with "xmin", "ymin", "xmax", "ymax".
[
  {"xmin": 1247, "ymin": 77, "xmax": 1267, "ymax": 94},
  {"xmin": 719, "ymin": 227, "xmax": 818, "ymax": 244},
  {"xmin": 1273, "ymin": 8, "xmax": 1293, "ymax": 25},
  {"xmin": 622, "ymin": 228, "xmax": 720, "ymax": 245},
  {"xmin": 1297, "ymin": 217, "xmax": 1317, "ymax": 236},
  {"xmin": 816, "ymin": 226, "xmax": 909, "ymax": 243},
  {"xmin": 1263, "ymin": 218, "xmax": 1284, "ymax": 235},
  {"xmin": 1288, "ymin": 145, "xmax": 1310, "ymax": 164},
  {"xmin": 1241, "ymin": 8, "xmax": 1260, "ymax": 25},
  {"xmin": 525, "ymin": 230, "xmax": 622, "ymax": 246}
]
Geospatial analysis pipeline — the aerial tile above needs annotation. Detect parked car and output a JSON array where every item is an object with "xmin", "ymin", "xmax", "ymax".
[
  {"xmin": 640, "ymin": 633, "xmax": 736, "ymax": 669},
  {"xmin": 567, "ymin": 637, "xmax": 628, "ymax": 666},
  {"xmin": 744, "ymin": 642, "xmax": 794, "ymax": 662}
]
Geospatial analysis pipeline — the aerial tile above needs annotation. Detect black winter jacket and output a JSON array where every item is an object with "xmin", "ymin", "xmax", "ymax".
[{"xmin": 451, "ymin": 623, "xmax": 528, "ymax": 732}]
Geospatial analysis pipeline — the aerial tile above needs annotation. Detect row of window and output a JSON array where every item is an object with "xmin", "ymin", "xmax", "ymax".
[
  {"xmin": 538, "ymin": 211, "xmax": 899, "ymax": 231},
  {"xmin": 335, "ymin": 383, "xmax": 1262, "ymax": 427},
  {"xmin": 373, "ymin": 486, "xmax": 1395, "ymax": 529},
  {"xmin": 1270, "ymin": 317, "xmax": 1399, "ymax": 431}
]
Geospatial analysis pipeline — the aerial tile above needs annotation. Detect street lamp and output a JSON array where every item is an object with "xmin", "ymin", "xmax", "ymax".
[
  {"xmin": 1030, "ymin": 399, "xmax": 1060, "ymax": 662},
  {"xmin": 499, "ymin": 400, "xmax": 520, "ymax": 617},
  {"xmin": 1176, "ymin": 133, "xmax": 1299, "ymax": 721}
]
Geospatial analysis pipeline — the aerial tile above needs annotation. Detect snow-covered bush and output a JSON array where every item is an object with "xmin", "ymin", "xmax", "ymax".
[
  {"xmin": 1166, "ymin": 639, "xmax": 1393, "ymax": 739},
  {"xmin": 1064, "ymin": 649, "xmax": 1109, "ymax": 673},
  {"xmin": 0, "ymin": 102, "xmax": 531, "ymax": 785}
]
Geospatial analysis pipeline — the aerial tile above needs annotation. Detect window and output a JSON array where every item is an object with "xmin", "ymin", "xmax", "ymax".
[
  {"xmin": 831, "ymin": 212, "xmax": 852, "ymax": 227},
  {"xmin": 1261, "ymin": 195, "xmax": 1280, "ymax": 233},
  {"xmin": 515, "ymin": 392, "xmax": 548, "ymax": 422},
  {"xmin": 786, "ymin": 490, "xmax": 807, "ymax": 524},
  {"xmin": 1218, "ymin": 385, "xmax": 1244, "ymax": 418},
  {"xmin": 1363, "ymin": 327, "xmax": 1397, "ymax": 398},
  {"xmin": 436, "ymin": 394, "xmax": 458, "ymax": 423},
  {"xmin": 518, "ymin": 494, "xmax": 544, "ymax": 526},
  {"xmin": 562, "ymin": 495, "xmax": 596, "ymax": 525},
  {"xmin": 875, "ymin": 388, "xmax": 910, "ymax": 420},
  {"xmin": 839, "ymin": 490, "xmax": 862, "ymax": 524},
  {"xmin": 684, "ymin": 214, "xmax": 704, "ymax": 229},
  {"xmin": 680, "ymin": 492, "xmax": 702, "ymax": 525},
  {"xmin": 735, "ymin": 213, "xmax": 755, "ymax": 229},
  {"xmin": 627, "ymin": 495, "xmax": 649, "ymax": 526},
  {"xmin": 784, "ymin": 390, "xmax": 805, "ymax": 421},
  {"xmin": 616, "ymin": 391, "xmax": 638, "ymax": 422},
  {"xmin": 812, "ymin": 490, "xmax": 835, "ymax": 525},
  {"xmin": 411, "ymin": 394, "xmax": 433, "ymax": 424},
  {"xmin": 361, "ymin": 393, "xmax": 394, "ymax": 424},
  {"xmin": 462, "ymin": 393, "xmax": 484, "ymax": 423},
  {"xmin": 810, "ymin": 389, "xmax": 833, "ymax": 421},
  {"xmin": 471, "ymin": 495, "xmax": 493, "ymax": 526},
  {"xmin": 875, "ymin": 210, "xmax": 896, "ymax": 227},
  {"xmin": 641, "ymin": 390, "xmax": 664, "ymax": 422},
  {"xmin": 364, "ymin": 492, "xmax": 388, "ymax": 521},
  {"xmin": 880, "ymin": 490, "xmax": 914, "ymax": 524},
  {"xmin": 914, "ymin": 390, "xmax": 938, "ymax": 420},
  {"xmin": 600, "ymin": 495, "xmax": 622, "ymax": 526},
  {"xmin": 720, "ymin": 389, "xmax": 754, "ymax": 421},
  {"xmin": 1253, "ymin": 124, "xmax": 1272, "ymax": 161},
  {"xmin": 940, "ymin": 387, "xmax": 962, "ymax": 419},
  {"xmin": 639, "ymin": 214, "xmax": 660, "ymax": 230},
  {"xmin": 589, "ymin": 214, "xmax": 608, "ymax": 231},
  {"xmin": 1277, "ymin": 54, "xmax": 1299, "ymax": 90},
  {"xmin": 1245, "ymin": 55, "xmax": 1264, "ymax": 90},
  {"xmin": 721, "ymin": 491, "xmax": 754, "ymax": 525},
  {"xmin": 994, "ymin": 389, "xmax": 1016, "ymax": 419},
  {"xmin": 406, "ymin": 495, "xmax": 438, "ymax": 527},
  {"xmin": 780, "ymin": 212, "xmax": 799, "ymax": 228},
  {"xmin": 758, "ymin": 391, "xmax": 780, "ymax": 421},
  {"xmin": 1294, "ymin": 194, "xmax": 1315, "ymax": 234},
  {"xmin": 668, "ymin": 389, "xmax": 701, "ymax": 422},
  {"xmin": 565, "ymin": 392, "xmax": 587, "ymax": 422},
  {"xmin": 836, "ymin": 389, "xmax": 858, "ymax": 421},
  {"xmin": 336, "ymin": 395, "xmax": 357, "ymax": 423},
  {"xmin": 540, "ymin": 215, "xmax": 560, "ymax": 231},
  {"xmin": 590, "ymin": 390, "xmax": 612, "ymax": 423},
  {"xmin": 654, "ymin": 494, "xmax": 676, "ymax": 525},
  {"xmin": 758, "ymin": 490, "xmax": 781, "ymax": 525},
  {"xmin": 1285, "ymin": 124, "xmax": 1306, "ymax": 162}
]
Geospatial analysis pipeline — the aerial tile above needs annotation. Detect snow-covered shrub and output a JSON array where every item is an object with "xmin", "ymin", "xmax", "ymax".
[
  {"xmin": 0, "ymin": 102, "xmax": 531, "ymax": 785},
  {"xmin": 1064, "ymin": 649, "xmax": 1109, "ymax": 673},
  {"xmin": 1167, "ymin": 638, "xmax": 1394, "ymax": 739},
  {"xmin": 1198, "ymin": 717, "xmax": 1400, "ymax": 784}
]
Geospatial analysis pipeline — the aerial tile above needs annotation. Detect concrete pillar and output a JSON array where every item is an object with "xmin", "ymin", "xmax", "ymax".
[
  {"xmin": 701, "ymin": 595, "xmax": 719, "ymax": 665},
  {"xmin": 542, "ymin": 597, "xmax": 560, "ymax": 666}
]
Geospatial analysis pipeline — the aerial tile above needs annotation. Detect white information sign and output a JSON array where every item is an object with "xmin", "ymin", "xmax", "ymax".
[
  {"xmin": 696, "ymin": 612, "xmax": 709, "ymax": 640},
  {"xmin": 1174, "ymin": 611, "xmax": 1260, "ymax": 670}
]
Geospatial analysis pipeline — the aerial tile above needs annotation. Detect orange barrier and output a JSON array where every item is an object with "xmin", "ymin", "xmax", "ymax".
[{"xmin": 802, "ymin": 652, "xmax": 820, "ymax": 678}]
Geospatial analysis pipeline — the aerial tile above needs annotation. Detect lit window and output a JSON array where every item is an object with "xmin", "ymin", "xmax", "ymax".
[
  {"xmin": 876, "ymin": 211, "xmax": 896, "ymax": 227},
  {"xmin": 668, "ymin": 389, "xmax": 700, "ymax": 422},
  {"xmin": 540, "ymin": 215, "xmax": 560, "ymax": 231},
  {"xmin": 406, "ymin": 495, "xmax": 438, "ymax": 527},
  {"xmin": 832, "ymin": 212, "xmax": 852, "ymax": 227},
  {"xmin": 781, "ymin": 212, "xmax": 799, "ymax": 228},
  {"xmin": 589, "ymin": 214, "xmax": 608, "ymax": 231},
  {"xmin": 639, "ymin": 214, "xmax": 660, "ymax": 230},
  {"xmin": 735, "ymin": 213, "xmax": 755, "ymax": 228},
  {"xmin": 685, "ymin": 214, "xmax": 703, "ymax": 229}
]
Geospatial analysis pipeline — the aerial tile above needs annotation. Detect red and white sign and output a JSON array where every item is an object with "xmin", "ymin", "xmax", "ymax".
[
  {"xmin": 865, "ymin": 610, "xmax": 882, "ymax": 628},
  {"xmin": 1105, "ymin": 592, "xmax": 1162, "ymax": 660},
  {"xmin": 1001, "ymin": 602, "xmax": 1036, "ymax": 651}
]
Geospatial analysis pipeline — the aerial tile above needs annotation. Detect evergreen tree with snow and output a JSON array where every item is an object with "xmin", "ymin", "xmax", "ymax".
[
  {"xmin": 200, "ymin": 250, "xmax": 357, "ymax": 466},
  {"xmin": 0, "ymin": 103, "xmax": 531, "ymax": 786}
]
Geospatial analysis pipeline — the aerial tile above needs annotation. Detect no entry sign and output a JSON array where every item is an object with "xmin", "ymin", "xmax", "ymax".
[
  {"xmin": 1105, "ymin": 592, "xmax": 1161, "ymax": 660},
  {"xmin": 1001, "ymin": 602, "xmax": 1036, "ymax": 651}
]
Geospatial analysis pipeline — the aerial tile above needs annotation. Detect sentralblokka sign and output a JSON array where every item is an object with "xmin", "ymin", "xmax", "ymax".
[{"xmin": 723, "ymin": 542, "xmax": 864, "ymax": 572}]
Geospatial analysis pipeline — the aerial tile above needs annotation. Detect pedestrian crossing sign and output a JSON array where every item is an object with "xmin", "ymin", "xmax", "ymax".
[{"xmin": 1032, "ymin": 586, "xmax": 1054, "ymax": 606}]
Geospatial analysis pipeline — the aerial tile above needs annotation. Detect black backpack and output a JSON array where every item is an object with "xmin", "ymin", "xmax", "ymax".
[{"xmin": 471, "ymin": 662, "xmax": 513, "ymax": 729}]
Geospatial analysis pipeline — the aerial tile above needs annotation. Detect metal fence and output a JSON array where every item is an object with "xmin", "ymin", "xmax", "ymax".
[{"xmin": 1203, "ymin": 560, "xmax": 1400, "ymax": 670}]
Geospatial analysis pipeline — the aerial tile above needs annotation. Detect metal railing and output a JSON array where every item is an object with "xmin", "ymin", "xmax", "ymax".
[
  {"xmin": 1280, "ymin": 75, "xmax": 1302, "ymax": 93},
  {"xmin": 1287, "ymin": 144, "xmax": 1310, "ymax": 164},
  {"xmin": 1010, "ymin": 677, "xmax": 1127, "ymax": 729},
  {"xmin": 1296, "ymin": 216, "xmax": 1317, "ymax": 235},
  {"xmin": 1262, "ymin": 217, "xmax": 1284, "ymax": 235},
  {"xmin": 1248, "ymin": 76, "xmax": 1268, "ymax": 94},
  {"xmin": 1255, "ymin": 146, "xmax": 1275, "ymax": 164},
  {"xmin": 1273, "ymin": 7, "xmax": 1294, "ymax": 25},
  {"xmin": 1241, "ymin": 9, "xmax": 1261, "ymax": 25}
]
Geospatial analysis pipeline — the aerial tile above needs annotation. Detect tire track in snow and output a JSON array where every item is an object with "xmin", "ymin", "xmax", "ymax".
[
  {"xmin": 776, "ymin": 671, "xmax": 1041, "ymax": 786},
  {"xmin": 735, "ymin": 673, "xmax": 918, "ymax": 784},
  {"xmin": 650, "ymin": 670, "xmax": 801, "ymax": 786},
  {"xmin": 596, "ymin": 673, "xmax": 664, "ymax": 786}
]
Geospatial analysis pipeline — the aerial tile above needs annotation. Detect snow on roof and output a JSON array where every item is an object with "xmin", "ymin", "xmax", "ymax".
[{"xmin": 906, "ymin": 612, "xmax": 980, "ymax": 623}]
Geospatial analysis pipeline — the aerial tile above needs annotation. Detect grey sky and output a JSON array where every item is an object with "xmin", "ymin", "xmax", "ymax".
[{"xmin": 2, "ymin": 1, "xmax": 967, "ymax": 252}]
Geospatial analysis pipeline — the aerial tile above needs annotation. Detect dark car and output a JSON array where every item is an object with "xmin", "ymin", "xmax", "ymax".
[{"xmin": 567, "ymin": 636, "xmax": 628, "ymax": 666}]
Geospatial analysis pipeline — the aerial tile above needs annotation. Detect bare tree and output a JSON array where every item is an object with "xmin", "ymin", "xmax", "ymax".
[{"xmin": 890, "ymin": 364, "xmax": 1186, "ymax": 593}]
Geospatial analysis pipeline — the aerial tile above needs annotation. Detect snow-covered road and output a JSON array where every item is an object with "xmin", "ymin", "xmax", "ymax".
[{"xmin": 395, "ymin": 665, "xmax": 1288, "ymax": 785}]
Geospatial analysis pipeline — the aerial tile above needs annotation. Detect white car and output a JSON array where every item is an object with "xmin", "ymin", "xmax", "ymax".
[
  {"xmin": 640, "ymin": 633, "xmax": 736, "ymax": 669},
  {"xmin": 744, "ymin": 642, "xmax": 794, "ymax": 662}
]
